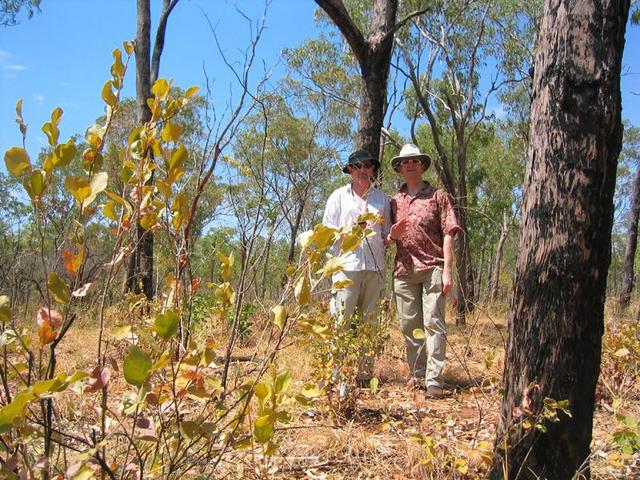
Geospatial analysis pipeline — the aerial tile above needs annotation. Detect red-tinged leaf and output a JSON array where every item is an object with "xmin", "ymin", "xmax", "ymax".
[
  {"xmin": 191, "ymin": 278, "xmax": 201, "ymax": 295},
  {"xmin": 72, "ymin": 282, "xmax": 95, "ymax": 298},
  {"xmin": 85, "ymin": 366, "xmax": 111, "ymax": 393},
  {"xmin": 135, "ymin": 417, "xmax": 158, "ymax": 442},
  {"xmin": 37, "ymin": 307, "xmax": 63, "ymax": 329}
]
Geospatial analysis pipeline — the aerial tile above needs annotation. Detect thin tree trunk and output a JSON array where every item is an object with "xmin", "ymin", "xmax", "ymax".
[
  {"xmin": 490, "ymin": 1, "xmax": 629, "ymax": 478},
  {"xmin": 491, "ymin": 211, "xmax": 510, "ymax": 301},
  {"xmin": 124, "ymin": 0, "xmax": 179, "ymax": 299},
  {"xmin": 620, "ymin": 163, "xmax": 640, "ymax": 309}
]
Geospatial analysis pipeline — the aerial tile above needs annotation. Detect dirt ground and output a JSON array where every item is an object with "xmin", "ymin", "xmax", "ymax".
[{"xmin": 51, "ymin": 303, "xmax": 639, "ymax": 479}]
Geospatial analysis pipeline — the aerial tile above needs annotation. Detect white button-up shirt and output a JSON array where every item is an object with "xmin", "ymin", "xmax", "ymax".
[{"xmin": 322, "ymin": 184, "xmax": 391, "ymax": 273}]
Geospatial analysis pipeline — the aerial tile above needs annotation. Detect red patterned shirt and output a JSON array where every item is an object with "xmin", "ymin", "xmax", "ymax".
[{"xmin": 391, "ymin": 182, "xmax": 461, "ymax": 276}]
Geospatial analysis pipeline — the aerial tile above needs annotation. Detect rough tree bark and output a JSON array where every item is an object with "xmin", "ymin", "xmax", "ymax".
[
  {"xmin": 490, "ymin": 1, "xmax": 629, "ymax": 479},
  {"xmin": 620, "ymin": 163, "xmax": 640, "ymax": 309},
  {"xmin": 315, "ymin": 0, "xmax": 426, "ymax": 159},
  {"xmin": 125, "ymin": 0, "xmax": 179, "ymax": 298}
]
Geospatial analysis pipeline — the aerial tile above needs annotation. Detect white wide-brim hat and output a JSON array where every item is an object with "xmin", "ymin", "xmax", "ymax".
[{"xmin": 391, "ymin": 143, "xmax": 432, "ymax": 172}]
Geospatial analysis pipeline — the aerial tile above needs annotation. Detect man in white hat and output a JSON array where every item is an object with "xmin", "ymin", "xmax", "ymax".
[
  {"xmin": 386, "ymin": 143, "xmax": 460, "ymax": 398},
  {"xmin": 322, "ymin": 149, "xmax": 391, "ymax": 384}
]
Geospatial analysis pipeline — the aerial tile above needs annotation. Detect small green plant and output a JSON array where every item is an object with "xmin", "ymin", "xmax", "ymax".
[{"xmin": 612, "ymin": 400, "xmax": 640, "ymax": 455}]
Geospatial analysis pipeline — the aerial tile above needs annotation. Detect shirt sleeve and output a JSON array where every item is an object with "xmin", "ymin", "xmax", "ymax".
[
  {"xmin": 323, "ymin": 190, "xmax": 340, "ymax": 228},
  {"xmin": 438, "ymin": 190, "xmax": 461, "ymax": 237}
]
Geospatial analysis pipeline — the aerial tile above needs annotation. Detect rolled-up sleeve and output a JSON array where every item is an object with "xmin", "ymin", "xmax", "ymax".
[{"xmin": 438, "ymin": 190, "xmax": 461, "ymax": 237}]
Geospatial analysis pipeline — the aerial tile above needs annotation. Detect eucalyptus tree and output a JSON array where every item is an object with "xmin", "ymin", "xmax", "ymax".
[
  {"xmin": 125, "ymin": 0, "xmax": 180, "ymax": 299},
  {"xmin": 394, "ymin": 0, "xmax": 540, "ymax": 323},
  {"xmin": 0, "ymin": 0, "xmax": 40, "ymax": 26},
  {"xmin": 314, "ymin": 0, "xmax": 428, "ymax": 159},
  {"xmin": 618, "ymin": 125, "xmax": 640, "ymax": 309},
  {"xmin": 491, "ymin": 0, "xmax": 630, "ymax": 478}
]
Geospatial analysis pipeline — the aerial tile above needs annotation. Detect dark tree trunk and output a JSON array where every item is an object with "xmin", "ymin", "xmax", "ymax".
[
  {"xmin": 125, "ymin": 0, "xmax": 179, "ymax": 299},
  {"xmin": 287, "ymin": 200, "xmax": 306, "ymax": 265},
  {"xmin": 620, "ymin": 163, "xmax": 640, "ymax": 309},
  {"xmin": 490, "ymin": 1, "xmax": 629, "ymax": 479},
  {"xmin": 315, "ymin": 0, "xmax": 400, "ymax": 159},
  {"xmin": 125, "ymin": 0, "xmax": 154, "ymax": 299}
]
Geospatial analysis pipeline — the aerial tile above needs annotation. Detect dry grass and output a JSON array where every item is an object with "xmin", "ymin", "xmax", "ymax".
[{"xmin": 41, "ymin": 300, "xmax": 640, "ymax": 479}]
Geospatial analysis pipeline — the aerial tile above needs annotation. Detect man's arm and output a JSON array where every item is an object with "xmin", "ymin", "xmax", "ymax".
[{"xmin": 442, "ymin": 233, "xmax": 454, "ymax": 296}]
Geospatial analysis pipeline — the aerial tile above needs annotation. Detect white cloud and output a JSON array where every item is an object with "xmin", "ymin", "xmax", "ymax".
[
  {"xmin": 5, "ymin": 64, "xmax": 26, "ymax": 71},
  {"xmin": 33, "ymin": 94, "xmax": 44, "ymax": 103}
]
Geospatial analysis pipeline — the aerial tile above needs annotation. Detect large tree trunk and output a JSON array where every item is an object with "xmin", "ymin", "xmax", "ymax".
[
  {"xmin": 315, "ymin": 0, "xmax": 399, "ymax": 158},
  {"xmin": 620, "ymin": 163, "xmax": 640, "ymax": 309},
  {"xmin": 490, "ymin": 1, "xmax": 629, "ymax": 479}
]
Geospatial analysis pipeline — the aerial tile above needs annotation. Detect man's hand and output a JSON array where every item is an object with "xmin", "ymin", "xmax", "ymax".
[
  {"xmin": 389, "ymin": 218, "xmax": 410, "ymax": 241},
  {"xmin": 442, "ymin": 268, "xmax": 452, "ymax": 296}
]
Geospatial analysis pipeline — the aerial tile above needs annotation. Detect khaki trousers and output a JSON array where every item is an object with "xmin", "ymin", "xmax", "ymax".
[
  {"xmin": 330, "ymin": 270, "xmax": 385, "ymax": 323},
  {"xmin": 393, "ymin": 267, "xmax": 447, "ymax": 388},
  {"xmin": 330, "ymin": 270, "xmax": 385, "ymax": 380}
]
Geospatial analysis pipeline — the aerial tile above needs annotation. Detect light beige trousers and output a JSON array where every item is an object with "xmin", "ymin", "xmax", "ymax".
[
  {"xmin": 330, "ymin": 270, "xmax": 385, "ymax": 380},
  {"xmin": 393, "ymin": 267, "xmax": 447, "ymax": 388}
]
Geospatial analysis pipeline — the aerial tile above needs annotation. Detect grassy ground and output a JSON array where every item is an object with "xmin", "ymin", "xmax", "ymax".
[{"xmin": 49, "ymin": 301, "xmax": 639, "ymax": 479}]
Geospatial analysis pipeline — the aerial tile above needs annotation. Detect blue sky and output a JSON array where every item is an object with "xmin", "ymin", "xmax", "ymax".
[
  {"xmin": 0, "ymin": 0, "xmax": 321, "ymax": 155},
  {"xmin": 1, "ymin": 1, "xmax": 639, "ymax": 159}
]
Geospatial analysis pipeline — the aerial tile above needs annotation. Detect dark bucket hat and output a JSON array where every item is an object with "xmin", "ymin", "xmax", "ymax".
[{"xmin": 342, "ymin": 149, "xmax": 380, "ymax": 173}]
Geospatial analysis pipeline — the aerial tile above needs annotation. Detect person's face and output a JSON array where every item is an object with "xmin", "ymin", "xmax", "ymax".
[
  {"xmin": 398, "ymin": 157, "xmax": 425, "ymax": 179},
  {"xmin": 348, "ymin": 160, "xmax": 375, "ymax": 183}
]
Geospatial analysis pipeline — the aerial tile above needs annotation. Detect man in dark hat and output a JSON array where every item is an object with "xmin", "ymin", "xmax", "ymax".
[
  {"xmin": 386, "ymin": 144, "xmax": 460, "ymax": 399},
  {"xmin": 322, "ymin": 149, "xmax": 391, "ymax": 383}
]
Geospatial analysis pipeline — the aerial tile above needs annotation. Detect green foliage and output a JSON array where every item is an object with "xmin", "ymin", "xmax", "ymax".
[
  {"xmin": 0, "ymin": 0, "xmax": 41, "ymax": 27},
  {"xmin": 612, "ymin": 407, "xmax": 640, "ymax": 455}
]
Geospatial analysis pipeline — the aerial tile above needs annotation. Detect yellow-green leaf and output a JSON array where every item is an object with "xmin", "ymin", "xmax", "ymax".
[
  {"xmin": 101, "ymin": 80, "xmax": 117, "ymax": 107},
  {"xmin": 0, "ymin": 388, "xmax": 37, "ymax": 433},
  {"xmin": 185, "ymin": 86, "xmax": 199, "ymax": 98},
  {"xmin": 254, "ymin": 382, "xmax": 269, "ymax": 400},
  {"xmin": 331, "ymin": 279, "xmax": 353, "ymax": 291},
  {"xmin": 154, "ymin": 310, "xmax": 179, "ymax": 340},
  {"xmin": 4, "ymin": 147, "xmax": 31, "ymax": 177},
  {"xmin": 152, "ymin": 78, "xmax": 171, "ymax": 100},
  {"xmin": 83, "ymin": 171, "xmax": 109, "ymax": 207},
  {"xmin": 253, "ymin": 415, "xmax": 274, "ymax": 444},
  {"xmin": 412, "ymin": 328, "xmax": 426, "ymax": 340},
  {"xmin": 110, "ymin": 48, "xmax": 125, "ymax": 83},
  {"xmin": 161, "ymin": 123, "xmax": 183, "ymax": 143},
  {"xmin": 102, "ymin": 201, "xmax": 119, "ymax": 221},
  {"xmin": 312, "ymin": 224, "xmax": 337, "ymax": 250},
  {"xmin": 123, "ymin": 40, "xmax": 134, "ymax": 55},
  {"xmin": 294, "ymin": 276, "xmax": 311, "ymax": 306},
  {"xmin": 42, "ymin": 107, "xmax": 63, "ymax": 146},
  {"xmin": 25, "ymin": 169, "xmax": 46, "ymax": 200},
  {"xmin": 65, "ymin": 177, "xmax": 91, "ymax": 203},
  {"xmin": 47, "ymin": 272, "xmax": 70, "ymax": 304},
  {"xmin": 274, "ymin": 372, "xmax": 292, "ymax": 394},
  {"xmin": 0, "ymin": 295, "xmax": 10, "ymax": 323},
  {"xmin": 49, "ymin": 140, "xmax": 77, "ymax": 170},
  {"xmin": 123, "ymin": 346, "xmax": 152, "ymax": 386},
  {"xmin": 271, "ymin": 305, "xmax": 287, "ymax": 330},
  {"xmin": 340, "ymin": 232, "xmax": 361, "ymax": 254},
  {"xmin": 318, "ymin": 256, "xmax": 346, "ymax": 276}
]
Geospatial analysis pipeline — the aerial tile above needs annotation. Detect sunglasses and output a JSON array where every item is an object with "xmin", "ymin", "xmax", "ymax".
[
  {"xmin": 351, "ymin": 161, "xmax": 374, "ymax": 170},
  {"xmin": 400, "ymin": 158, "xmax": 422, "ymax": 166}
]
